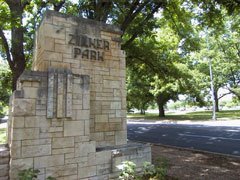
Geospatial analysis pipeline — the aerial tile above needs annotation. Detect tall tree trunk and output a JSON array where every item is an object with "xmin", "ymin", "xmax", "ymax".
[
  {"xmin": 5, "ymin": 0, "xmax": 65, "ymax": 91},
  {"xmin": 156, "ymin": 94, "xmax": 167, "ymax": 117},
  {"xmin": 213, "ymin": 89, "xmax": 219, "ymax": 112},
  {"xmin": 158, "ymin": 104, "xmax": 165, "ymax": 117},
  {"xmin": 6, "ymin": 0, "xmax": 26, "ymax": 91},
  {"xmin": 140, "ymin": 109, "xmax": 145, "ymax": 115}
]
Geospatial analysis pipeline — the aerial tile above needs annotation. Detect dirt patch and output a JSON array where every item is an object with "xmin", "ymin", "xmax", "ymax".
[{"xmin": 152, "ymin": 145, "xmax": 240, "ymax": 180}]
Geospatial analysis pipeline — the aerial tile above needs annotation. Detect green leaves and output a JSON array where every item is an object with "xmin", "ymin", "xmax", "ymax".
[{"xmin": 18, "ymin": 168, "xmax": 40, "ymax": 180}]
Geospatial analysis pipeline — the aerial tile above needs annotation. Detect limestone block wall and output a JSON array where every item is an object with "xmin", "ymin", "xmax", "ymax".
[
  {"xmin": 7, "ymin": 11, "xmax": 152, "ymax": 180},
  {"xmin": 0, "ymin": 145, "xmax": 9, "ymax": 180},
  {"xmin": 32, "ymin": 11, "xmax": 127, "ymax": 147},
  {"xmin": 8, "ymin": 70, "xmax": 98, "ymax": 179}
]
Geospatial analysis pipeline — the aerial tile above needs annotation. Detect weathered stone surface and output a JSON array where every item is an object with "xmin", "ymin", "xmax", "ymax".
[
  {"xmin": 44, "ymin": 23, "xmax": 66, "ymax": 39},
  {"xmin": 115, "ymin": 131, "xmax": 127, "ymax": 145},
  {"xmin": 0, "ymin": 176, "xmax": 9, "ymax": 180},
  {"xmin": 22, "ymin": 139, "xmax": 51, "ymax": 146},
  {"xmin": 10, "ymin": 141, "xmax": 21, "ymax": 159},
  {"xmin": 46, "ymin": 164, "xmax": 77, "ymax": 177},
  {"xmin": 22, "ymin": 87, "xmax": 38, "ymax": 99},
  {"xmin": 57, "ymin": 73, "xmax": 64, "ymax": 118},
  {"xmin": 97, "ymin": 163, "xmax": 111, "ymax": 175},
  {"xmin": 103, "ymin": 80, "xmax": 120, "ymax": 88},
  {"xmin": 22, "ymin": 144, "xmax": 51, "ymax": 158},
  {"xmin": 76, "ymin": 110, "xmax": 90, "ymax": 120},
  {"xmin": 48, "ymin": 126, "xmax": 63, "ymax": 132},
  {"xmin": 43, "ymin": 51, "xmax": 62, "ymax": 62},
  {"xmin": 64, "ymin": 121, "xmax": 84, "ymax": 136},
  {"xmin": 0, "ymin": 164, "xmax": 9, "ymax": 177},
  {"xmin": 47, "ymin": 70, "xmax": 54, "ymax": 118},
  {"xmin": 66, "ymin": 73, "xmax": 73, "ymax": 118},
  {"xmin": 75, "ymin": 141, "xmax": 96, "ymax": 157},
  {"xmin": 96, "ymin": 151, "xmax": 111, "ymax": 165},
  {"xmin": 44, "ymin": 37, "xmax": 55, "ymax": 51},
  {"xmin": 110, "ymin": 101, "xmax": 121, "ymax": 109},
  {"xmin": 34, "ymin": 155, "xmax": 64, "ymax": 168},
  {"xmin": 52, "ymin": 148, "xmax": 74, "ymax": 155},
  {"xmin": 8, "ymin": 10, "xmax": 151, "ymax": 180},
  {"xmin": 12, "ymin": 128, "xmax": 39, "ymax": 141},
  {"xmin": 52, "ymin": 137, "xmax": 74, "ymax": 148},
  {"xmin": 74, "ymin": 135, "xmax": 90, "ymax": 142},
  {"xmin": 56, "ymin": 175, "xmax": 78, "ymax": 180},
  {"xmin": 10, "ymin": 158, "xmax": 33, "ymax": 179},
  {"xmin": 78, "ymin": 166, "xmax": 97, "ymax": 179},
  {"xmin": 95, "ymin": 115, "xmax": 108, "ymax": 123},
  {"xmin": 12, "ymin": 117, "xmax": 24, "ymax": 128},
  {"xmin": 13, "ymin": 99, "xmax": 36, "ymax": 116}
]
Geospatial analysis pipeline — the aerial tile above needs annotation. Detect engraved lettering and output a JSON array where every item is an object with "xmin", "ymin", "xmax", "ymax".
[
  {"xmin": 97, "ymin": 40, "xmax": 103, "ymax": 49},
  {"xmin": 81, "ymin": 35, "xmax": 89, "ymax": 47},
  {"xmin": 89, "ymin": 38, "xmax": 96, "ymax": 48},
  {"xmin": 90, "ymin": 50, "xmax": 97, "ymax": 60},
  {"xmin": 82, "ymin": 49, "xmax": 89, "ymax": 59},
  {"xmin": 68, "ymin": 34, "xmax": 76, "ymax": 45},
  {"xmin": 74, "ymin": 48, "xmax": 81, "ymax": 58},
  {"xmin": 68, "ymin": 33, "xmax": 110, "ymax": 61},
  {"xmin": 76, "ymin": 35, "xmax": 80, "ymax": 46},
  {"xmin": 98, "ymin": 51, "xmax": 104, "ymax": 61},
  {"xmin": 104, "ymin": 41, "xmax": 109, "ymax": 50}
]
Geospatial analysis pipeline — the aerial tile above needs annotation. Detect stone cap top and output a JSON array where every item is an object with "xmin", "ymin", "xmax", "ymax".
[
  {"xmin": 19, "ymin": 71, "xmax": 47, "ymax": 83},
  {"xmin": 41, "ymin": 10, "xmax": 123, "ymax": 35}
]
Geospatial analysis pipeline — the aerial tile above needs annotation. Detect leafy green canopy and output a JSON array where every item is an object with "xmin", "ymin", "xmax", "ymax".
[
  {"xmin": 0, "ymin": 0, "xmax": 239, "ymax": 117},
  {"xmin": 0, "ymin": 63, "xmax": 11, "ymax": 117}
]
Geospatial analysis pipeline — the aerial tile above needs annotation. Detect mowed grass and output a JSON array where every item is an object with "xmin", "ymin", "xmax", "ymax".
[
  {"xmin": 127, "ymin": 110, "xmax": 240, "ymax": 121},
  {"xmin": 0, "ymin": 110, "xmax": 239, "ymax": 143},
  {"xmin": 0, "ymin": 128, "xmax": 7, "ymax": 144}
]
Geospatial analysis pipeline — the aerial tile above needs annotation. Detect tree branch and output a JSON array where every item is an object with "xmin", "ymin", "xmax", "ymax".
[
  {"xmin": 218, "ymin": 92, "xmax": 232, "ymax": 100},
  {"xmin": 122, "ymin": 3, "xmax": 161, "ymax": 48},
  {"xmin": 0, "ymin": 28, "xmax": 13, "ymax": 69},
  {"xmin": 53, "ymin": 0, "xmax": 66, "ymax": 12},
  {"xmin": 121, "ymin": 0, "xmax": 148, "ymax": 33},
  {"xmin": 22, "ymin": 0, "xmax": 31, "ymax": 9}
]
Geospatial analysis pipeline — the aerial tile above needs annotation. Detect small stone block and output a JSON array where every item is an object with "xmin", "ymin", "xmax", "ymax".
[{"xmin": 64, "ymin": 121, "xmax": 84, "ymax": 136}]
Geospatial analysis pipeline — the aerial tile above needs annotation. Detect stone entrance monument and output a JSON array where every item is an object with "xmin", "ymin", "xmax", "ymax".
[{"xmin": 8, "ymin": 11, "xmax": 151, "ymax": 179}]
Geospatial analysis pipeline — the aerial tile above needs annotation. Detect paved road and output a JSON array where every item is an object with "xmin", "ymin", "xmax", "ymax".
[{"xmin": 127, "ymin": 121, "xmax": 240, "ymax": 156}]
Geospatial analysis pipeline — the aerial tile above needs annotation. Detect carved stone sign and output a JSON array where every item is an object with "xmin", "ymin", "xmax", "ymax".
[
  {"xmin": 68, "ymin": 31, "xmax": 110, "ymax": 60},
  {"xmin": 7, "ymin": 10, "xmax": 151, "ymax": 180}
]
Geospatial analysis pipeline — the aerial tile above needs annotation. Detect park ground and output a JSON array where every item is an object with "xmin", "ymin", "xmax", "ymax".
[
  {"xmin": 128, "ymin": 110, "xmax": 240, "ymax": 179},
  {"xmin": 1, "ymin": 110, "xmax": 240, "ymax": 179},
  {"xmin": 152, "ymin": 144, "xmax": 240, "ymax": 180}
]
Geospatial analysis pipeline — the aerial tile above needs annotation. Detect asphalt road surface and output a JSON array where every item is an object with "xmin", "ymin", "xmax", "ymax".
[{"xmin": 127, "ymin": 122, "xmax": 240, "ymax": 156}]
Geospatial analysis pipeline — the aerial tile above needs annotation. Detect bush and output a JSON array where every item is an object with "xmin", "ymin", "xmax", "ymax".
[
  {"xmin": 18, "ymin": 168, "xmax": 56, "ymax": 180},
  {"xmin": 18, "ymin": 168, "xmax": 40, "ymax": 180},
  {"xmin": 0, "ymin": 64, "xmax": 11, "ymax": 118},
  {"xmin": 119, "ymin": 161, "xmax": 167, "ymax": 180},
  {"xmin": 119, "ymin": 161, "xmax": 137, "ymax": 179}
]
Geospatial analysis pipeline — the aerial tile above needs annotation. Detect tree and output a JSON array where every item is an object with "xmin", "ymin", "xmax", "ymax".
[
  {"xmin": 0, "ymin": 0, "xmax": 167, "ymax": 91},
  {"xmin": 0, "ymin": 0, "xmax": 68, "ymax": 91},
  {"xmin": 0, "ymin": 62, "xmax": 11, "ymax": 117},
  {"xmin": 188, "ymin": 12, "xmax": 240, "ymax": 112},
  {"xmin": 1, "ymin": 0, "xmax": 239, "ymax": 118},
  {"xmin": 127, "ymin": 66, "xmax": 154, "ymax": 114},
  {"xmin": 126, "ymin": 24, "xmax": 205, "ymax": 117}
]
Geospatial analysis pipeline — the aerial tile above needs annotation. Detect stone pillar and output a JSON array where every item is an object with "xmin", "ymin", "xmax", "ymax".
[
  {"xmin": 8, "ymin": 70, "xmax": 96, "ymax": 179},
  {"xmin": 32, "ymin": 11, "xmax": 127, "ymax": 147},
  {"xmin": 0, "ymin": 145, "xmax": 9, "ymax": 180},
  {"xmin": 8, "ymin": 10, "xmax": 151, "ymax": 180}
]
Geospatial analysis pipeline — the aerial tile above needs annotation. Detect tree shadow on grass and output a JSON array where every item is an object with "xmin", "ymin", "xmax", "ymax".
[{"xmin": 128, "ymin": 110, "xmax": 240, "ymax": 121}]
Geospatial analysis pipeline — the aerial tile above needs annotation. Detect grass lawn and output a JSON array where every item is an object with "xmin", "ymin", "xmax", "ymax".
[
  {"xmin": 0, "ymin": 128, "xmax": 7, "ymax": 144},
  {"xmin": 127, "ymin": 110, "xmax": 240, "ymax": 121}
]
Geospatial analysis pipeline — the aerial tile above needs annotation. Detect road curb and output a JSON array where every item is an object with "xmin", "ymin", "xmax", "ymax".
[{"xmin": 129, "ymin": 140, "xmax": 240, "ymax": 159}]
